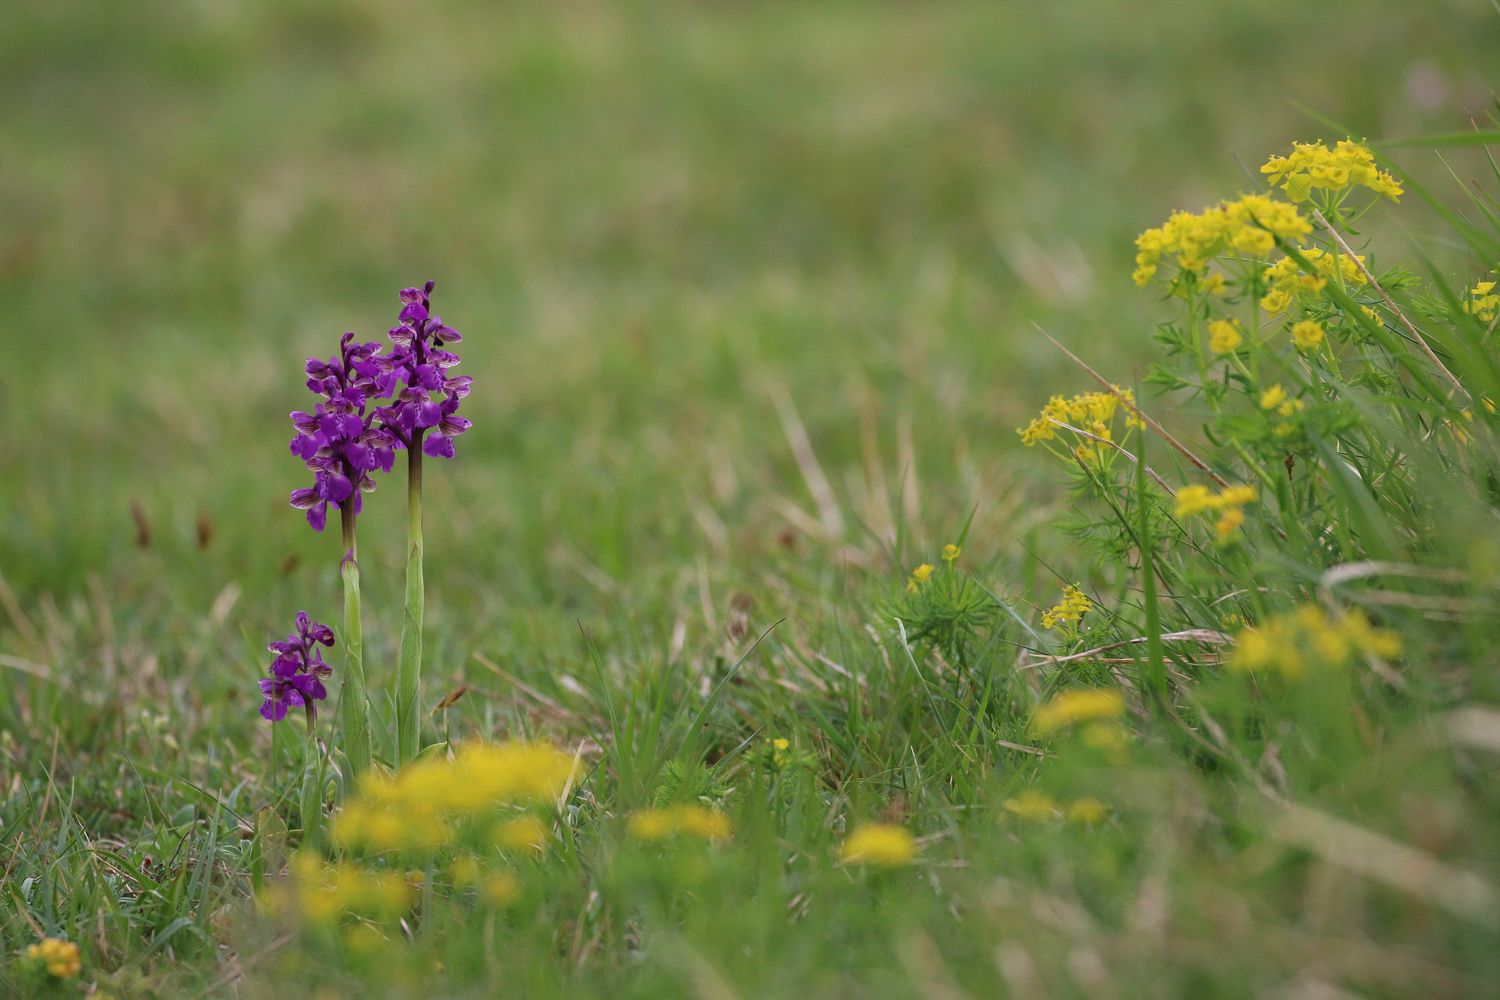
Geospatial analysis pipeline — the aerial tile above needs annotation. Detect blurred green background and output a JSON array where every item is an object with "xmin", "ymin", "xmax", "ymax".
[{"xmin": 1, "ymin": 0, "xmax": 1496, "ymax": 723}]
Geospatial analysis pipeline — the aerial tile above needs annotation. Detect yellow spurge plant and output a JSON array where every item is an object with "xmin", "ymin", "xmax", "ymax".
[
  {"xmin": 1462, "ymin": 277, "xmax": 1498, "ymax": 323},
  {"xmin": 1132, "ymin": 193, "xmax": 1311, "ymax": 288},
  {"xmin": 1030, "ymin": 687, "xmax": 1124, "ymax": 735},
  {"xmin": 1173, "ymin": 484, "xmax": 1256, "ymax": 540},
  {"xmin": 628, "ymin": 804, "xmax": 733, "ymax": 843},
  {"xmin": 1017, "ymin": 386, "xmax": 1142, "ymax": 464},
  {"xmin": 1040, "ymin": 584, "xmax": 1092, "ymax": 631},
  {"xmin": 839, "ymin": 823, "xmax": 916, "ymax": 867},
  {"xmin": 1228, "ymin": 605, "xmax": 1401, "ymax": 680},
  {"xmin": 26, "ymin": 938, "xmax": 81, "ymax": 979},
  {"xmin": 1259, "ymin": 139, "xmax": 1403, "ymax": 205},
  {"xmin": 332, "ymin": 741, "xmax": 575, "ymax": 853}
]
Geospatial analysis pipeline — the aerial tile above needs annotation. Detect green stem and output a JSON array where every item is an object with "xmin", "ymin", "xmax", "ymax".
[
  {"xmin": 396, "ymin": 443, "xmax": 425, "ymax": 767},
  {"xmin": 299, "ymin": 726, "xmax": 325, "ymax": 847},
  {"xmin": 339, "ymin": 507, "xmax": 372, "ymax": 776}
]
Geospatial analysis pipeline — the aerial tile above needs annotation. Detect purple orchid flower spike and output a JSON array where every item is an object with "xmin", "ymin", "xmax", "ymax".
[
  {"xmin": 288, "ymin": 332, "xmax": 400, "ymax": 531},
  {"xmin": 374, "ymin": 281, "xmax": 471, "ymax": 459},
  {"xmin": 259, "ymin": 611, "xmax": 335, "ymax": 724}
]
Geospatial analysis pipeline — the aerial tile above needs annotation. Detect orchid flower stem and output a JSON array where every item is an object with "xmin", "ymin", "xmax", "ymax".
[
  {"xmin": 396, "ymin": 444, "xmax": 425, "ymax": 767},
  {"xmin": 299, "ymin": 727, "xmax": 325, "ymax": 847},
  {"xmin": 339, "ymin": 506, "xmax": 372, "ymax": 777}
]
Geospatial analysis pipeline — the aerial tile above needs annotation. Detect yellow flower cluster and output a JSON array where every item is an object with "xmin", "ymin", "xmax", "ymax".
[
  {"xmin": 1259, "ymin": 139, "xmax": 1403, "ymax": 203},
  {"xmin": 1462, "ymin": 279, "xmax": 1498, "ymax": 323},
  {"xmin": 1290, "ymin": 318, "xmax": 1325, "ymax": 352},
  {"xmin": 332, "ymin": 741, "xmax": 575, "ymax": 853},
  {"xmin": 1040, "ymin": 584, "xmax": 1092, "ymax": 631},
  {"xmin": 281, "ymin": 853, "xmax": 415, "ymax": 924},
  {"xmin": 1260, "ymin": 247, "xmax": 1368, "ymax": 314},
  {"xmin": 1229, "ymin": 605, "xmax": 1401, "ymax": 680},
  {"xmin": 1002, "ymin": 791, "xmax": 1107, "ymax": 825},
  {"xmin": 906, "ymin": 562, "xmax": 935, "ymax": 592},
  {"xmin": 1030, "ymin": 687, "xmax": 1123, "ymax": 734},
  {"xmin": 839, "ymin": 823, "xmax": 916, "ymax": 867},
  {"xmin": 1133, "ymin": 194, "xmax": 1311, "ymax": 286},
  {"xmin": 1208, "ymin": 318, "xmax": 1243, "ymax": 355},
  {"xmin": 1257, "ymin": 384, "xmax": 1307, "ymax": 437},
  {"xmin": 26, "ymin": 938, "xmax": 81, "ymax": 979},
  {"xmin": 1173, "ymin": 484, "xmax": 1256, "ymax": 539},
  {"xmin": 628, "ymin": 804, "xmax": 733, "ymax": 842},
  {"xmin": 1017, "ymin": 387, "xmax": 1141, "ymax": 464}
]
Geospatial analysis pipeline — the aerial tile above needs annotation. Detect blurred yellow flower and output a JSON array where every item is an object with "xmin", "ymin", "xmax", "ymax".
[
  {"xmin": 27, "ymin": 938, "xmax": 81, "ymax": 979},
  {"xmin": 628, "ymin": 804, "xmax": 732, "ymax": 843},
  {"xmin": 1229, "ymin": 605, "xmax": 1401, "ymax": 680},
  {"xmin": 1030, "ymin": 688, "xmax": 1124, "ymax": 735},
  {"xmin": 1290, "ymin": 319, "xmax": 1324, "ymax": 351},
  {"xmin": 1208, "ymin": 319, "xmax": 1242, "ymax": 355},
  {"xmin": 840, "ymin": 823, "xmax": 916, "ymax": 866},
  {"xmin": 1003, "ymin": 790, "xmax": 1060, "ymax": 821}
]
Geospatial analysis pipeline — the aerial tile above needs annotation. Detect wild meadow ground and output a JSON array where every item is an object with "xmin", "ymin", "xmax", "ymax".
[{"xmin": 3, "ymin": 1, "xmax": 1500, "ymax": 997}]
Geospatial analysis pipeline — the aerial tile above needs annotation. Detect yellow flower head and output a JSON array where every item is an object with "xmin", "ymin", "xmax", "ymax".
[
  {"xmin": 628, "ymin": 804, "xmax": 733, "ymax": 843},
  {"xmin": 1040, "ymin": 584, "xmax": 1093, "ymax": 631},
  {"xmin": 941, "ymin": 543, "xmax": 961, "ymax": 562},
  {"xmin": 1030, "ymin": 688, "xmax": 1124, "ymax": 735},
  {"xmin": 1290, "ymin": 319, "xmax": 1325, "ymax": 351},
  {"xmin": 1208, "ymin": 318, "xmax": 1243, "ymax": 355},
  {"xmin": 1260, "ymin": 139, "xmax": 1403, "ymax": 202},
  {"xmin": 1229, "ymin": 605, "xmax": 1401, "ymax": 680},
  {"xmin": 27, "ymin": 938, "xmax": 81, "ymax": 980},
  {"xmin": 906, "ymin": 563, "xmax": 936, "ymax": 592},
  {"xmin": 1462, "ymin": 275, "xmax": 1499, "ymax": 323},
  {"xmin": 1259, "ymin": 384, "xmax": 1288, "ymax": 411},
  {"xmin": 1066, "ymin": 797, "xmax": 1107, "ymax": 825},
  {"xmin": 1003, "ymin": 790, "xmax": 1060, "ymax": 821},
  {"xmin": 1134, "ymin": 195, "xmax": 1309, "ymax": 288},
  {"xmin": 840, "ymin": 823, "xmax": 917, "ymax": 867}
]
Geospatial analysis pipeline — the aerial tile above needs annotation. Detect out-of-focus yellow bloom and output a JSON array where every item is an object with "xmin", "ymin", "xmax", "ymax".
[
  {"xmin": 1030, "ymin": 688, "xmax": 1124, "ymax": 735},
  {"xmin": 1260, "ymin": 384, "xmax": 1288, "ymax": 410},
  {"xmin": 1208, "ymin": 318, "xmax": 1242, "ymax": 355},
  {"xmin": 27, "ymin": 938, "xmax": 81, "ymax": 979},
  {"xmin": 906, "ymin": 563, "xmax": 935, "ymax": 592},
  {"xmin": 1174, "ymin": 484, "xmax": 1256, "ymax": 540},
  {"xmin": 1260, "ymin": 139, "xmax": 1403, "ymax": 202},
  {"xmin": 1229, "ymin": 605, "xmax": 1401, "ymax": 680},
  {"xmin": 1462, "ymin": 277, "xmax": 1499, "ymax": 323},
  {"xmin": 1040, "ymin": 584, "xmax": 1092, "ymax": 631},
  {"xmin": 1066, "ymin": 797, "xmax": 1107, "ymax": 825},
  {"xmin": 496, "ymin": 815, "xmax": 550, "ymax": 854},
  {"xmin": 1290, "ymin": 319, "xmax": 1325, "ymax": 351},
  {"xmin": 1081, "ymin": 721, "xmax": 1131, "ymax": 757},
  {"xmin": 1215, "ymin": 508, "xmax": 1245, "ymax": 540},
  {"xmin": 290, "ymin": 853, "xmax": 414, "ymax": 924},
  {"xmin": 332, "ymin": 741, "xmax": 575, "ymax": 853},
  {"xmin": 1003, "ymin": 790, "xmax": 1060, "ymax": 821},
  {"xmin": 1201, "ymin": 272, "xmax": 1227, "ymax": 296},
  {"xmin": 628, "ymin": 804, "xmax": 732, "ymax": 843},
  {"xmin": 839, "ymin": 823, "xmax": 916, "ymax": 866},
  {"xmin": 941, "ymin": 543, "xmax": 961, "ymax": 562},
  {"xmin": 483, "ymin": 872, "xmax": 522, "ymax": 906}
]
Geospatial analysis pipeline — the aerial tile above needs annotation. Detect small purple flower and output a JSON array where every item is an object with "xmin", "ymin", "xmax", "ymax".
[
  {"xmin": 259, "ymin": 612, "xmax": 335, "ymax": 723},
  {"xmin": 288, "ymin": 332, "xmax": 401, "ymax": 531},
  {"xmin": 374, "ymin": 281, "xmax": 471, "ymax": 457}
]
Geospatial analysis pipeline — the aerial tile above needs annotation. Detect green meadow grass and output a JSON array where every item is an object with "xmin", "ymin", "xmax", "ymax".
[{"xmin": 2, "ymin": 1, "xmax": 1499, "ymax": 996}]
